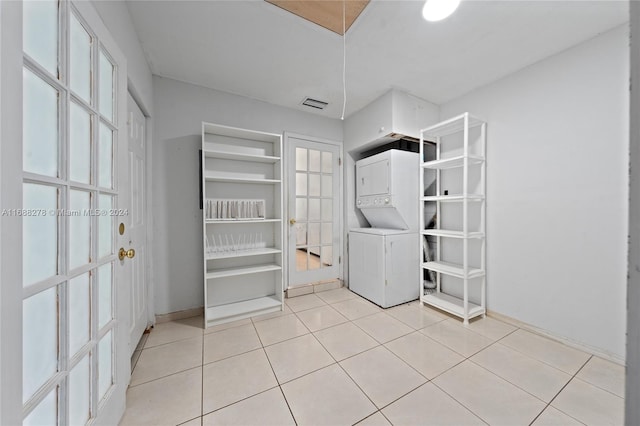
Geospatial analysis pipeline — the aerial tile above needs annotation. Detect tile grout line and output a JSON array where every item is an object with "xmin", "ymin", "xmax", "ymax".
[{"xmin": 527, "ymin": 355, "xmax": 593, "ymax": 426}]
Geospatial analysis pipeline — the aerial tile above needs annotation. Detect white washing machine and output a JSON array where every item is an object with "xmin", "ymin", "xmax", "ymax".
[
  {"xmin": 349, "ymin": 228, "xmax": 419, "ymax": 308},
  {"xmin": 348, "ymin": 149, "xmax": 421, "ymax": 308}
]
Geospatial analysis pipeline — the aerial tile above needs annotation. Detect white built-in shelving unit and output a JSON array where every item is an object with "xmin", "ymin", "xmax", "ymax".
[
  {"xmin": 419, "ymin": 113, "xmax": 487, "ymax": 324},
  {"xmin": 201, "ymin": 122, "xmax": 284, "ymax": 327}
]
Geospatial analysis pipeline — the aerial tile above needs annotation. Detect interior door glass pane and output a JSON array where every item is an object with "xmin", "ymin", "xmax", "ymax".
[
  {"xmin": 70, "ymin": 102, "xmax": 91, "ymax": 184},
  {"xmin": 321, "ymin": 223, "xmax": 332, "ymax": 245},
  {"xmin": 309, "ymin": 150, "xmax": 320, "ymax": 172},
  {"xmin": 295, "ymin": 148, "xmax": 307, "ymax": 171},
  {"xmin": 321, "ymin": 175, "xmax": 332, "ymax": 198},
  {"xmin": 295, "ymin": 223, "xmax": 307, "ymax": 247},
  {"xmin": 322, "ymin": 199, "xmax": 333, "ymax": 221},
  {"xmin": 23, "ymin": 287, "xmax": 58, "ymax": 403},
  {"xmin": 98, "ymin": 263, "xmax": 113, "ymax": 329},
  {"xmin": 308, "ymin": 247, "xmax": 320, "ymax": 270},
  {"xmin": 24, "ymin": 387, "xmax": 57, "ymax": 426},
  {"xmin": 69, "ymin": 355, "xmax": 90, "ymax": 426},
  {"xmin": 308, "ymin": 174, "xmax": 320, "ymax": 197},
  {"xmin": 99, "ymin": 122, "xmax": 114, "ymax": 189},
  {"xmin": 99, "ymin": 51, "xmax": 114, "ymax": 121},
  {"xmin": 296, "ymin": 249, "xmax": 307, "ymax": 272},
  {"xmin": 308, "ymin": 223, "xmax": 320, "ymax": 246},
  {"xmin": 23, "ymin": 0, "xmax": 58, "ymax": 76},
  {"xmin": 295, "ymin": 198, "xmax": 307, "ymax": 221},
  {"xmin": 308, "ymin": 199, "xmax": 320, "ymax": 221},
  {"xmin": 321, "ymin": 246, "xmax": 333, "ymax": 267},
  {"xmin": 23, "ymin": 183, "xmax": 58, "ymax": 286},
  {"xmin": 69, "ymin": 273, "xmax": 90, "ymax": 356},
  {"xmin": 70, "ymin": 13, "xmax": 92, "ymax": 103},
  {"xmin": 99, "ymin": 195, "xmax": 113, "ymax": 257},
  {"xmin": 23, "ymin": 69, "xmax": 58, "ymax": 177},
  {"xmin": 69, "ymin": 190, "xmax": 91, "ymax": 269},
  {"xmin": 98, "ymin": 331, "xmax": 113, "ymax": 401},
  {"xmin": 321, "ymin": 151, "xmax": 333, "ymax": 174},
  {"xmin": 295, "ymin": 173, "xmax": 307, "ymax": 196}
]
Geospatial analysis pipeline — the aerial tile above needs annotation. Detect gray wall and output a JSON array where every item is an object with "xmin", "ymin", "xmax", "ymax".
[
  {"xmin": 626, "ymin": 1, "xmax": 639, "ymax": 422},
  {"xmin": 152, "ymin": 76, "xmax": 343, "ymax": 314},
  {"xmin": 441, "ymin": 25, "xmax": 629, "ymax": 360}
]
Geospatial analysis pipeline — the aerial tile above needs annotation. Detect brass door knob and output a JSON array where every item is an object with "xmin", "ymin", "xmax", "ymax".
[
  {"xmin": 289, "ymin": 218, "xmax": 296, "ymax": 225},
  {"xmin": 119, "ymin": 248, "xmax": 136, "ymax": 261}
]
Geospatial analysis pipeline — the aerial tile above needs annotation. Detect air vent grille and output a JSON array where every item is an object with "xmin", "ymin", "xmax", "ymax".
[{"xmin": 301, "ymin": 97, "xmax": 328, "ymax": 110}]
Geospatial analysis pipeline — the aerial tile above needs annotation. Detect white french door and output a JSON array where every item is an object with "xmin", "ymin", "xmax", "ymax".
[
  {"xmin": 18, "ymin": 1, "xmax": 129, "ymax": 425},
  {"xmin": 287, "ymin": 135, "xmax": 342, "ymax": 287}
]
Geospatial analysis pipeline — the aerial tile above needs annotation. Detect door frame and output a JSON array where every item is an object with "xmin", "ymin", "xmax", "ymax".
[{"xmin": 283, "ymin": 133, "xmax": 343, "ymax": 290}]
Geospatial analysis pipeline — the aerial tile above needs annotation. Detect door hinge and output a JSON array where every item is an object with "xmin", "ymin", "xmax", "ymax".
[
  {"xmin": 338, "ymin": 157, "xmax": 342, "ymax": 166},
  {"xmin": 338, "ymin": 256, "xmax": 342, "ymax": 264}
]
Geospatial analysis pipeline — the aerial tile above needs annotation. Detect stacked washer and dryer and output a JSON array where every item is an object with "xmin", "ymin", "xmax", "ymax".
[{"xmin": 348, "ymin": 149, "xmax": 422, "ymax": 308}]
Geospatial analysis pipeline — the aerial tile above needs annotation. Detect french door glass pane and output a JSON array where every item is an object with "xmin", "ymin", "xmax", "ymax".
[
  {"xmin": 321, "ymin": 175, "xmax": 332, "ymax": 197},
  {"xmin": 23, "ymin": 0, "xmax": 58, "ymax": 76},
  {"xmin": 68, "ymin": 355, "xmax": 90, "ymax": 426},
  {"xmin": 99, "ymin": 122, "xmax": 113, "ymax": 188},
  {"xmin": 308, "ymin": 199, "xmax": 320, "ymax": 221},
  {"xmin": 321, "ymin": 246, "xmax": 333, "ymax": 267},
  {"xmin": 98, "ymin": 263, "xmax": 112, "ymax": 329},
  {"xmin": 295, "ymin": 148, "xmax": 307, "ymax": 171},
  {"xmin": 308, "ymin": 174, "xmax": 320, "ymax": 197},
  {"xmin": 321, "ymin": 151, "xmax": 333, "ymax": 174},
  {"xmin": 321, "ymin": 223, "xmax": 332, "ymax": 245},
  {"xmin": 98, "ymin": 331, "xmax": 113, "ymax": 401},
  {"xmin": 308, "ymin": 223, "xmax": 320, "ymax": 246},
  {"xmin": 295, "ymin": 198, "xmax": 307, "ymax": 221},
  {"xmin": 99, "ymin": 51, "xmax": 114, "ymax": 121},
  {"xmin": 69, "ymin": 102, "xmax": 91, "ymax": 184},
  {"xmin": 309, "ymin": 248, "xmax": 320, "ymax": 270},
  {"xmin": 69, "ymin": 273, "xmax": 90, "ymax": 357},
  {"xmin": 309, "ymin": 150, "xmax": 320, "ymax": 172},
  {"xmin": 23, "ymin": 183, "xmax": 58, "ymax": 285},
  {"xmin": 23, "ymin": 69, "xmax": 58, "ymax": 177},
  {"xmin": 23, "ymin": 287, "xmax": 58, "ymax": 403},
  {"xmin": 321, "ymin": 199, "xmax": 332, "ymax": 221},
  {"xmin": 296, "ymin": 250, "xmax": 307, "ymax": 272},
  {"xmin": 295, "ymin": 223, "xmax": 307, "ymax": 247},
  {"xmin": 23, "ymin": 387, "xmax": 57, "ymax": 426},
  {"xmin": 98, "ymin": 194, "xmax": 113, "ymax": 257},
  {"xmin": 69, "ymin": 190, "xmax": 91, "ymax": 269},
  {"xmin": 70, "ymin": 14, "xmax": 92, "ymax": 103},
  {"xmin": 295, "ymin": 173, "xmax": 307, "ymax": 196}
]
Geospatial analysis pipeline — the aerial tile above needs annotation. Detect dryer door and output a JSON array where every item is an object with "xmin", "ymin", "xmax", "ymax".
[{"xmin": 357, "ymin": 159, "xmax": 389, "ymax": 197}]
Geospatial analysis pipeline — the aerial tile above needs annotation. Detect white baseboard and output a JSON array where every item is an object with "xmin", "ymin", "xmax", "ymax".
[
  {"xmin": 286, "ymin": 279, "xmax": 343, "ymax": 298},
  {"xmin": 155, "ymin": 307, "xmax": 203, "ymax": 324},
  {"xmin": 487, "ymin": 310, "xmax": 625, "ymax": 366}
]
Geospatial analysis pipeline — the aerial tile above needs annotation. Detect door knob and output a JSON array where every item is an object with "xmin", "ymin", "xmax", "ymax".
[
  {"xmin": 289, "ymin": 218, "xmax": 296, "ymax": 225},
  {"xmin": 119, "ymin": 247, "xmax": 136, "ymax": 261}
]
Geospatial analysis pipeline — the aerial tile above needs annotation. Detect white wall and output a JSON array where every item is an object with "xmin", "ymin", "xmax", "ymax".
[
  {"xmin": 91, "ymin": 0, "xmax": 153, "ymax": 114},
  {"xmin": 152, "ymin": 76, "xmax": 343, "ymax": 314},
  {"xmin": 441, "ymin": 25, "xmax": 629, "ymax": 359},
  {"xmin": 627, "ymin": 2, "xmax": 639, "ymax": 420}
]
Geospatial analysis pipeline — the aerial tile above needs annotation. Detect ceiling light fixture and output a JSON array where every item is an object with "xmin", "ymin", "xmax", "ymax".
[{"xmin": 422, "ymin": 0, "xmax": 460, "ymax": 22}]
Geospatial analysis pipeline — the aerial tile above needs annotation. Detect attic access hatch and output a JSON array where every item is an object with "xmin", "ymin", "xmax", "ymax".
[{"xmin": 265, "ymin": 0, "xmax": 370, "ymax": 35}]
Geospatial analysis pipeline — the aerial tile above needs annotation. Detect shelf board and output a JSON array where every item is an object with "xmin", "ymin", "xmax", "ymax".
[
  {"xmin": 204, "ymin": 175, "xmax": 281, "ymax": 184},
  {"xmin": 421, "ymin": 292, "xmax": 485, "ymax": 320},
  {"xmin": 422, "ymin": 229, "xmax": 484, "ymax": 239},
  {"xmin": 206, "ymin": 295, "xmax": 282, "ymax": 326},
  {"xmin": 205, "ymin": 218, "xmax": 281, "ymax": 224},
  {"xmin": 203, "ymin": 150, "xmax": 280, "ymax": 163},
  {"xmin": 420, "ymin": 113, "xmax": 485, "ymax": 138},
  {"xmin": 203, "ymin": 122, "xmax": 281, "ymax": 143},
  {"xmin": 206, "ymin": 248, "xmax": 282, "ymax": 260},
  {"xmin": 422, "ymin": 261, "xmax": 485, "ymax": 279},
  {"xmin": 421, "ymin": 194, "xmax": 484, "ymax": 202},
  {"xmin": 206, "ymin": 263, "xmax": 281, "ymax": 279},
  {"xmin": 422, "ymin": 155, "xmax": 484, "ymax": 170}
]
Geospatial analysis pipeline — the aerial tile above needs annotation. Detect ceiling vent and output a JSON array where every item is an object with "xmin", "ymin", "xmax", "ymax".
[{"xmin": 301, "ymin": 97, "xmax": 328, "ymax": 110}]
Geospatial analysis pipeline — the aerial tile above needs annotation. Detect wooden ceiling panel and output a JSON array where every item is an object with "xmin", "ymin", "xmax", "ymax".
[{"xmin": 265, "ymin": 0, "xmax": 370, "ymax": 35}]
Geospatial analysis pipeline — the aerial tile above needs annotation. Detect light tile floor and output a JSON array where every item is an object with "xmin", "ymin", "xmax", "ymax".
[{"xmin": 120, "ymin": 288, "xmax": 625, "ymax": 426}]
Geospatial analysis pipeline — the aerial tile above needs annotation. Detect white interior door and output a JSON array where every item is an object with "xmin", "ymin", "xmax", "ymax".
[
  {"xmin": 127, "ymin": 94, "xmax": 148, "ymax": 355},
  {"xmin": 287, "ymin": 136, "xmax": 342, "ymax": 287},
  {"xmin": 18, "ymin": 1, "xmax": 130, "ymax": 425}
]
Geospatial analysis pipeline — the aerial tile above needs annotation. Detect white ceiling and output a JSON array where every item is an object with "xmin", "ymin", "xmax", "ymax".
[{"xmin": 126, "ymin": 0, "xmax": 628, "ymax": 119}]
